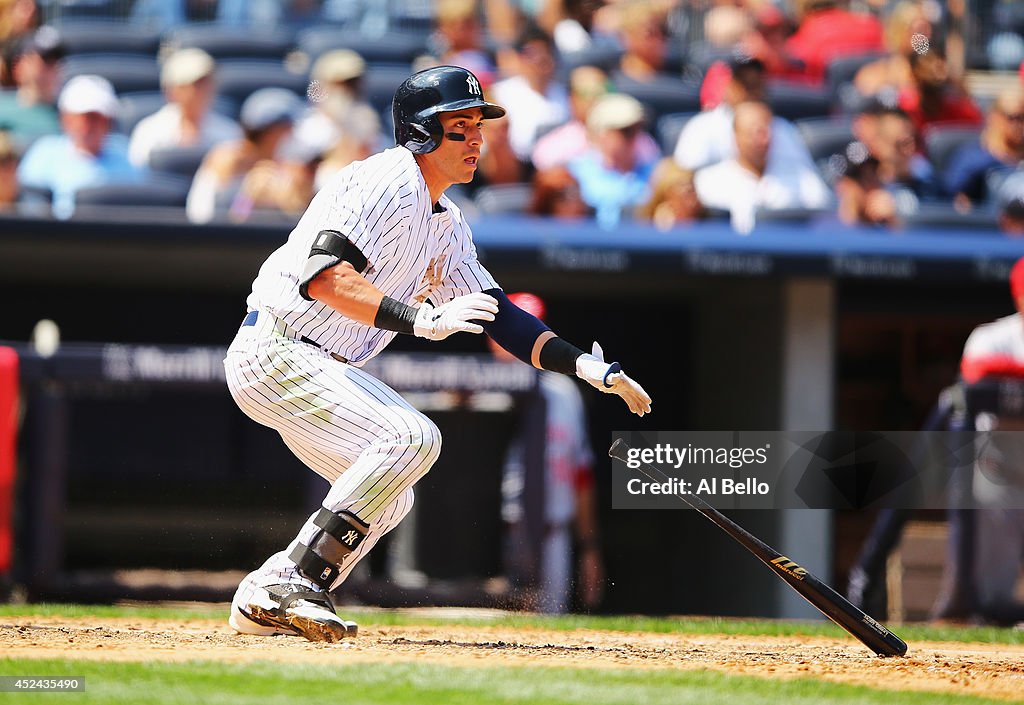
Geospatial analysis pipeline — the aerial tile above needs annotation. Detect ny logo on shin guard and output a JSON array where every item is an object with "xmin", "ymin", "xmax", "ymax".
[{"xmin": 342, "ymin": 530, "xmax": 360, "ymax": 547}]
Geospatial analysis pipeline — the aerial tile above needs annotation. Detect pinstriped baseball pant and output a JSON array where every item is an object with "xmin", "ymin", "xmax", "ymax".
[{"xmin": 223, "ymin": 312, "xmax": 440, "ymax": 601}]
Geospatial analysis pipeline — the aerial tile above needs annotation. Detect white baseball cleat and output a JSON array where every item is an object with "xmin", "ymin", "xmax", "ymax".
[{"xmin": 229, "ymin": 583, "xmax": 357, "ymax": 642}]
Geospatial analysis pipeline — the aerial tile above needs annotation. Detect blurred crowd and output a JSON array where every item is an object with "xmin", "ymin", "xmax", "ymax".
[{"xmin": 0, "ymin": 0, "xmax": 1021, "ymax": 232}]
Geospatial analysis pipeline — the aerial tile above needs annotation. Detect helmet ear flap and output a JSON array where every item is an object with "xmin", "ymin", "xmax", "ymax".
[{"xmin": 403, "ymin": 115, "xmax": 442, "ymax": 154}]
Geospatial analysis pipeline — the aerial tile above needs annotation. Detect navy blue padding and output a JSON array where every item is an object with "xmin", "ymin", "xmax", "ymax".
[{"xmin": 480, "ymin": 288, "xmax": 550, "ymax": 367}]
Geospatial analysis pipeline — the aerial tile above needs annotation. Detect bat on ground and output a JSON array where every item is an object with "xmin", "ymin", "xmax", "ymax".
[{"xmin": 609, "ymin": 438, "xmax": 908, "ymax": 657}]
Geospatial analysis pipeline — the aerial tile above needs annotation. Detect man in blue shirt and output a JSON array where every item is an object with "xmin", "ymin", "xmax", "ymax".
[
  {"xmin": 567, "ymin": 93, "xmax": 658, "ymax": 229},
  {"xmin": 944, "ymin": 86, "xmax": 1024, "ymax": 207},
  {"xmin": 17, "ymin": 74, "xmax": 142, "ymax": 218}
]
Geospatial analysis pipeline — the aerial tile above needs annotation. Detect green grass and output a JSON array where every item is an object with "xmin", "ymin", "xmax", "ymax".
[
  {"xmin": 0, "ymin": 658, "xmax": 1008, "ymax": 705},
  {"xmin": 0, "ymin": 603, "xmax": 1020, "ymax": 647}
]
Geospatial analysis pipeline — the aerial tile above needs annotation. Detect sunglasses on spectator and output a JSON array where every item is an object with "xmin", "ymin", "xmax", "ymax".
[
  {"xmin": 617, "ymin": 124, "xmax": 642, "ymax": 138},
  {"xmin": 1000, "ymin": 111, "xmax": 1024, "ymax": 123}
]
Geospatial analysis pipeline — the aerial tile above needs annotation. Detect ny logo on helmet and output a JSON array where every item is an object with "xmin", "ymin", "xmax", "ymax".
[{"xmin": 466, "ymin": 74, "xmax": 481, "ymax": 96}]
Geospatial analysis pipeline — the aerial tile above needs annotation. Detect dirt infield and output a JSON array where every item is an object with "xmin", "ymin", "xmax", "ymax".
[{"xmin": 2, "ymin": 615, "xmax": 1022, "ymax": 701}]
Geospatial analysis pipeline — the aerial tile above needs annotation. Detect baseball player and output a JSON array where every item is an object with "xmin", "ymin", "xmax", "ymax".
[{"xmin": 224, "ymin": 65, "xmax": 651, "ymax": 642}]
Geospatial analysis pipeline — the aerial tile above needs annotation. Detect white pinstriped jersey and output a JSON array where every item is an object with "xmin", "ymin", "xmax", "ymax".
[{"xmin": 246, "ymin": 146, "xmax": 498, "ymax": 365}]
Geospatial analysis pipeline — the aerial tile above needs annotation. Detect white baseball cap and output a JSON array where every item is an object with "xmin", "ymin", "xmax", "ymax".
[
  {"xmin": 587, "ymin": 93, "xmax": 645, "ymax": 133},
  {"xmin": 161, "ymin": 48, "xmax": 216, "ymax": 88},
  {"xmin": 58, "ymin": 74, "xmax": 119, "ymax": 118}
]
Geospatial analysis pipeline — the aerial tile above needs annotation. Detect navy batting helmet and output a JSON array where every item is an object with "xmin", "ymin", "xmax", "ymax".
[{"xmin": 392, "ymin": 65, "xmax": 506, "ymax": 154}]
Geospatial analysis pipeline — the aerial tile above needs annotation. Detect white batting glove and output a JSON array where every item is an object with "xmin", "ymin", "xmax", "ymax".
[
  {"xmin": 576, "ymin": 342, "xmax": 652, "ymax": 416},
  {"xmin": 413, "ymin": 292, "xmax": 499, "ymax": 341}
]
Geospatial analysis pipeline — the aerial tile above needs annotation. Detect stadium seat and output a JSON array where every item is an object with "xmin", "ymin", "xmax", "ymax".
[
  {"xmin": 795, "ymin": 118, "xmax": 856, "ymax": 182},
  {"xmin": 165, "ymin": 25, "xmax": 296, "ymax": 61},
  {"xmin": 683, "ymin": 41, "xmax": 733, "ymax": 78},
  {"xmin": 387, "ymin": 9, "xmax": 433, "ymax": 33},
  {"xmin": 656, "ymin": 112, "xmax": 694, "ymax": 156},
  {"xmin": 923, "ymin": 126, "xmax": 983, "ymax": 176},
  {"xmin": 824, "ymin": 52, "xmax": 886, "ymax": 100},
  {"xmin": 611, "ymin": 72, "xmax": 701, "ymax": 124},
  {"xmin": 73, "ymin": 178, "xmax": 191, "ymax": 208},
  {"xmin": 57, "ymin": 21, "xmax": 161, "ymax": 57},
  {"xmin": 148, "ymin": 145, "xmax": 211, "ymax": 180},
  {"xmin": 62, "ymin": 55, "xmax": 161, "ymax": 95},
  {"xmin": 474, "ymin": 183, "xmax": 533, "ymax": 215},
  {"xmin": 753, "ymin": 207, "xmax": 831, "ymax": 224},
  {"xmin": 362, "ymin": 63, "xmax": 416, "ymax": 117},
  {"xmin": 559, "ymin": 41, "xmax": 624, "ymax": 73},
  {"xmin": 17, "ymin": 184, "xmax": 53, "ymax": 209},
  {"xmin": 766, "ymin": 80, "xmax": 831, "ymax": 121},
  {"xmin": 903, "ymin": 202, "xmax": 999, "ymax": 230},
  {"xmin": 297, "ymin": 27, "xmax": 428, "ymax": 65},
  {"xmin": 796, "ymin": 118, "xmax": 855, "ymax": 159},
  {"xmin": 48, "ymin": 0, "xmax": 123, "ymax": 21},
  {"xmin": 215, "ymin": 61, "xmax": 310, "ymax": 108}
]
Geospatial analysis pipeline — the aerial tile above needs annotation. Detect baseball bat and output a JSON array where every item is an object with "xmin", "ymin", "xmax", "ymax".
[{"xmin": 609, "ymin": 438, "xmax": 908, "ymax": 657}]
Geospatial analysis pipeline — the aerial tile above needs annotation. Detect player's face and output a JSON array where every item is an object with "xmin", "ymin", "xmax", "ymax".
[{"xmin": 434, "ymin": 108, "xmax": 485, "ymax": 184}]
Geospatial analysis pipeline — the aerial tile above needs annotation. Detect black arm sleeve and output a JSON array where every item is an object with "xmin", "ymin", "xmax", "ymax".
[
  {"xmin": 298, "ymin": 230, "xmax": 369, "ymax": 301},
  {"xmin": 480, "ymin": 289, "xmax": 584, "ymax": 374}
]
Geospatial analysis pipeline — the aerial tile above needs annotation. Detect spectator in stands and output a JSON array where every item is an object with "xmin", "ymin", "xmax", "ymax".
[
  {"xmin": 0, "ymin": 0, "xmax": 37, "ymax": 48},
  {"xmin": 873, "ymin": 106, "xmax": 944, "ymax": 203},
  {"xmin": 636, "ymin": 158, "xmax": 706, "ymax": 230},
  {"xmin": 541, "ymin": 0, "xmax": 607, "ymax": 55},
  {"xmin": 0, "ymin": 25, "xmax": 63, "ymax": 141},
  {"xmin": 703, "ymin": 4, "xmax": 752, "ymax": 52},
  {"xmin": 0, "ymin": 129, "xmax": 18, "ymax": 209},
  {"xmin": 186, "ymin": 88, "xmax": 301, "ymax": 224},
  {"xmin": 615, "ymin": 0, "xmax": 670, "ymax": 83},
  {"xmin": 674, "ymin": 53, "xmax": 817, "ymax": 172},
  {"xmin": 854, "ymin": 0, "xmax": 936, "ymax": 98},
  {"xmin": 476, "ymin": 110, "xmax": 526, "ymax": 188},
  {"xmin": 532, "ymin": 65, "xmax": 661, "ymax": 172},
  {"xmin": 739, "ymin": 4, "xmax": 807, "ymax": 83},
  {"xmin": 997, "ymin": 173, "xmax": 1024, "ymax": 236},
  {"xmin": 294, "ymin": 49, "xmax": 380, "ymax": 187},
  {"xmin": 228, "ymin": 132, "xmax": 321, "ymax": 222},
  {"xmin": 433, "ymin": 0, "xmax": 497, "ymax": 87},
  {"xmin": 784, "ymin": 0, "xmax": 884, "ymax": 84},
  {"xmin": 695, "ymin": 101, "xmax": 832, "ymax": 234},
  {"xmin": 492, "ymin": 24, "xmax": 569, "ymax": 163},
  {"xmin": 567, "ymin": 92, "xmax": 658, "ymax": 228},
  {"xmin": 834, "ymin": 142, "xmax": 899, "ymax": 227},
  {"xmin": 17, "ymin": 75, "xmax": 141, "ymax": 219},
  {"xmin": 128, "ymin": 48, "xmax": 241, "ymax": 169},
  {"xmin": 531, "ymin": 65, "xmax": 608, "ymax": 171},
  {"xmin": 944, "ymin": 87, "xmax": 1024, "ymax": 209},
  {"xmin": 898, "ymin": 46, "xmax": 982, "ymax": 134},
  {"xmin": 528, "ymin": 165, "xmax": 592, "ymax": 219}
]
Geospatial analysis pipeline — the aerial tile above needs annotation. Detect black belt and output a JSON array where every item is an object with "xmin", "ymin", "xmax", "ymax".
[{"xmin": 242, "ymin": 311, "xmax": 348, "ymax": 363}]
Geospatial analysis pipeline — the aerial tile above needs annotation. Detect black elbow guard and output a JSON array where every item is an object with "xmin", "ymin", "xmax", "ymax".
[{"xmin": 298, "ymin": 230, "xmax": 369, "ymax": 301}]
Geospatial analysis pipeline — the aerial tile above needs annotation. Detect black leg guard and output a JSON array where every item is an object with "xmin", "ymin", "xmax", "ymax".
[{"xmin": 289, "ymin": 508, "xmax": 369, "ymax": 590}]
